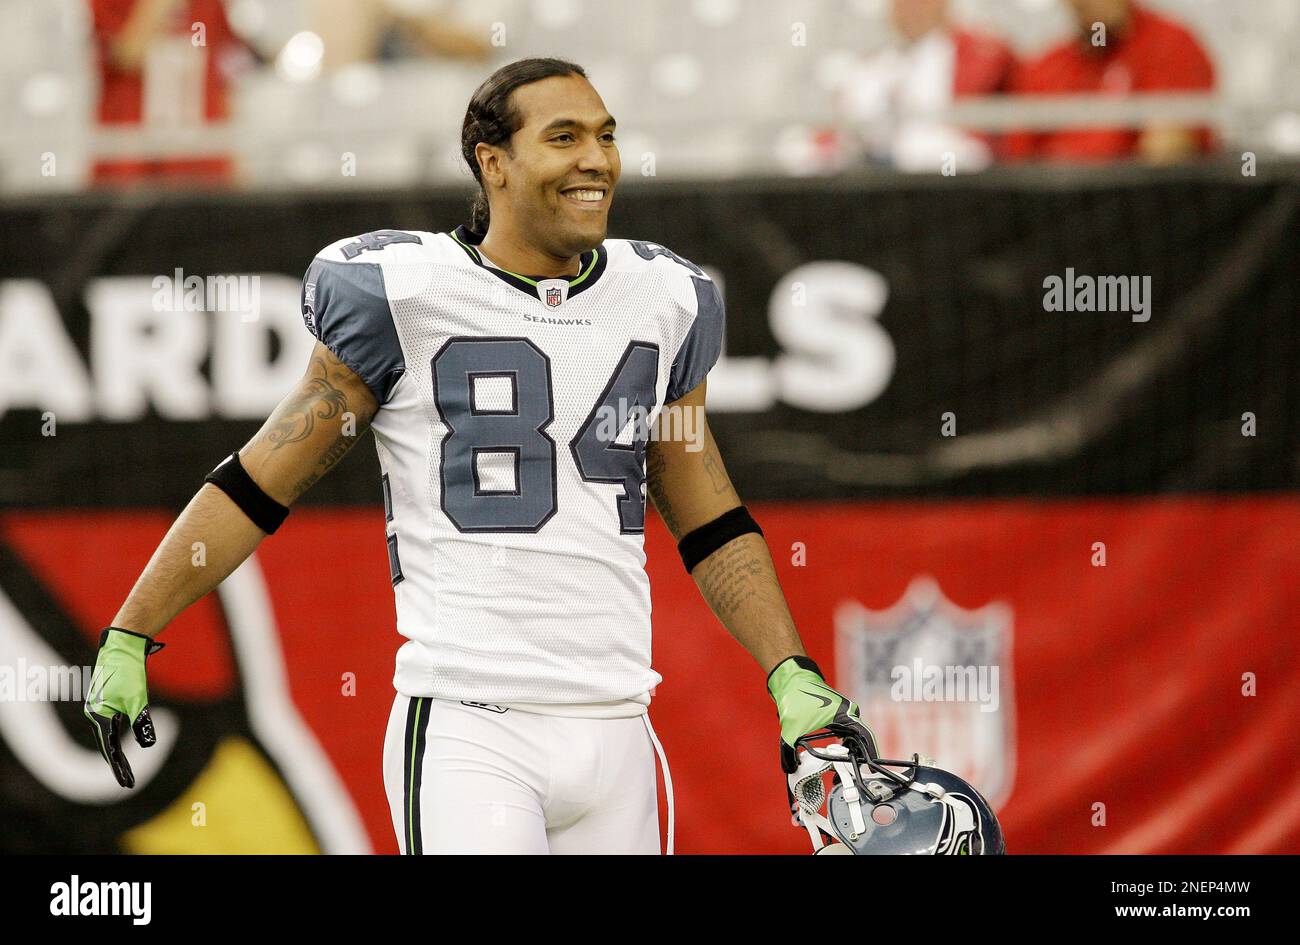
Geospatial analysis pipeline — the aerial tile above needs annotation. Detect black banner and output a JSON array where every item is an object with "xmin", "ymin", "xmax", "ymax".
[{"xmin": 1, "ymin": 167, "xmax": 1296, "ymax": 507}]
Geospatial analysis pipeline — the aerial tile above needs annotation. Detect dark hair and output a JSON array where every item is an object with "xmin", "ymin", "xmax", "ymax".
[{"xmin": 460, "ymin": 58, "xmax": 588, "ymax": 235}]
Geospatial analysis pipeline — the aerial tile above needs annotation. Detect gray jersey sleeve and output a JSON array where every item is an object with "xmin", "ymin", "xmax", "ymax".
[
  {"xmin": 666, "ymin": 275, "xmax": 725, "ymax": 403},
  {"xmin": 301, "ymin": 257, "xmax": 406, "ymax": 405}
]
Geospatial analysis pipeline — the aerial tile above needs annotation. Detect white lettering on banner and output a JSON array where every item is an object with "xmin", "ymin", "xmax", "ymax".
[
  {"xmin": 708, "ymin": 261, "xmax": 895, "ymax": 413},
  {"xmin": 0, "ymin": 266, "xmax": 897, "ymax": 421},
  {"xmin": 0, "ymin": 275, "xmax": 313, "ymax": 422},
  {"xmin": 0, "ymin": 281, "xmax": 94, "ymax": 420},
  {"xmin": 89, "ymin": 277, "xmax": 211, "ymax": 420}
]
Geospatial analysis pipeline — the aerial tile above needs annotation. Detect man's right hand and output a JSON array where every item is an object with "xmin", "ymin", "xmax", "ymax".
[{"xmin": 83, "ymin": 627, "xmax": 165, "ymax": 788}]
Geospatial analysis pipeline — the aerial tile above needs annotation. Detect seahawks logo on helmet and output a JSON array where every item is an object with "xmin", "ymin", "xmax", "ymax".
[{"xmin": 934, "ymin": 792, "xmax": 983, "ymax": 855}]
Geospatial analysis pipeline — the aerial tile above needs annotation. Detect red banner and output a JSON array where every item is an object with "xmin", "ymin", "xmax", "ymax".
[{"xmin": 2, "ymin": 495, "xmax": 1297, "ymax": 853}]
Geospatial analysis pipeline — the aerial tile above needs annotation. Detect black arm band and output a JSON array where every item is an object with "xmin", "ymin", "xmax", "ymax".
[
  {"xmin": 677, "ymin": 505, "xmax": 763, "ymax": 573},
  {"xmin": 204, "ymin": 452, "xmax": 290, "ymax": 534}
]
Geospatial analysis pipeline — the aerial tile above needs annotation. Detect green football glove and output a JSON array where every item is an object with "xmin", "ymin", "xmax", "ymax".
[
  {"xmin": 767, "ymin": 655, "xmax": 875, "ymax": 773},
  {"xmin": 83, "ymin": 627, "xmax": 165, "ymax": 788}
]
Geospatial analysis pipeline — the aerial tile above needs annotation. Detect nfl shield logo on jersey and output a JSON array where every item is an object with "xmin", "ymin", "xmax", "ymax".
[
  {"xmin": 833, "ymin": 576, "xmax": 1016, "ymax": 808},
  {"xmin": 538, "ymin": 278, "xmax": 568, "ymax": 309}
]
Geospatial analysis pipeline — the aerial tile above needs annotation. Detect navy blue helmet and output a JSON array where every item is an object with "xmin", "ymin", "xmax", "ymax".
[{"xmin": 786, "ymin": 725, "xmax": 1006, "ymax": 855}]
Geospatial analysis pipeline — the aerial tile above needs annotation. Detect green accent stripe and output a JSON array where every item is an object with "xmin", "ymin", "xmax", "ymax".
[
  {"xmin": 405, "ymin": 696, "xmax": 425, "ymax": 855},
  {"xmin": 449, "ymin": 229, "xmax": 482, "ymax": 264},
  {"xmin": 498, "ymin": 248, "xmax": 596, "ymax": 288},
  {"xmin": 567, "ymin": 247, "xmax": 600, "ymax": 288},
  {"xmin": 501, "ymin": 269, "xmax": 539, "ymax": 287},
  {"xmin": 450, "ymin": 228, "xmax": 598, "ymax": 289}
]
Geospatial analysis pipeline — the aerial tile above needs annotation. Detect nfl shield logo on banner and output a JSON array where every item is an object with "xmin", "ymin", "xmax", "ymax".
[
  {"xmin": 834, "ymin": 576, "xmax": 1016, "ymax": 808},
  {"xmin": 546, "ymin": 286, "xmax": 562, "ymax": 307}
]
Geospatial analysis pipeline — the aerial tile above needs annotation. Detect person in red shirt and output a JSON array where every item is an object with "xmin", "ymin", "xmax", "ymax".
[
  {"xmin": 892, "ymin": 0, "xmax": 1017, "ymax": 98},
  {"xmin": 1004, "ymin": 0, "xmax": 1216, "ymax": 163},
  {"xmin": 91, "ymin": 0, "xmax": 249, "ymax": 185},
  {"xmin": 835, "ymin": 0, "xmax": 1017, "ymax": 171}
]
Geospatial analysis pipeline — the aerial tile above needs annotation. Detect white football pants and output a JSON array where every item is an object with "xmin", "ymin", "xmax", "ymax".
[{"xmin": 382, "ymin": 695, "xmax": 672, "ymax": 854}]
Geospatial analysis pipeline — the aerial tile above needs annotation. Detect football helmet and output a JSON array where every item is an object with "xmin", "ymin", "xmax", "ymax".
[{"xmin": 786, "ymin": 725, "xmax": 1005, "ymax": 855}]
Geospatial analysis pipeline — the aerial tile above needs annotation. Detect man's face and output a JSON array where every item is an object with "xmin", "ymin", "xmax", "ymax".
[
  {"xmin": 1066, "ymin": 0, "xmax": 1131, "ymax": 34},
  {"xmin": 495, "ymin": 74, "xmax": 620, "ymax": 258}
]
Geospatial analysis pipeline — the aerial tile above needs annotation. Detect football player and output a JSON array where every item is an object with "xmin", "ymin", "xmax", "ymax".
[{"xmin": 84, "ymin": 57, "xmax": 873, "ymax": 854}]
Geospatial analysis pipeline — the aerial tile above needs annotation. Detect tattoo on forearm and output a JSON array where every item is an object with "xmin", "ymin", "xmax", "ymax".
[
  {"xmin": 265, "ymin": 355, "xmax": 348, "ymax": 448},
  {"xmin": 693, "ymin": 535, "xmax": 797, "ymax": 643}
]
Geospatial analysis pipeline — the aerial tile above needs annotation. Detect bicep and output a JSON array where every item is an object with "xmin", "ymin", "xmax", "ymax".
[
  {"xmin": 645, "ymin": 380, "xmax": 741, "ymax": 540},
  {"xmin": 238, "ymin": 341, "xmax": 380, "ymax": 505}
]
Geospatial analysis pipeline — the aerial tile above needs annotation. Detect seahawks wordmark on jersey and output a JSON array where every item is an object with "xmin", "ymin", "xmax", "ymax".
[{"xmin": 300, "ymin": 227, "xmax": 724, "ymax": 714}]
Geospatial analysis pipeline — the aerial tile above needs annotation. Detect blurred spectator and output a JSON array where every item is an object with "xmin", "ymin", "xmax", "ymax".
[
  {"xmin": 1004, "ymin": 0, "xmax": 1216, "ymax": 163},
  {"xmin": 311, "ymin": 0, "xmax": 491, "ymax": 72},
  {"xmin": 91, "ymin": 0, "xmax": 252, "ymax": 185},
  {"xmin": 836, "ymin": 0, "xmax": 1016, "ymax": 172}
]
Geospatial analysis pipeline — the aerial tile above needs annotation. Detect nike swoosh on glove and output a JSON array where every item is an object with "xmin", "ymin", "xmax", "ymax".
[
  {"xmin": 83, "ymin": 627, "xmax": 165, "ymax": 788},
  {"xmin": 767, "ymin": 655, "xmax": 877, "ymax": 773}
]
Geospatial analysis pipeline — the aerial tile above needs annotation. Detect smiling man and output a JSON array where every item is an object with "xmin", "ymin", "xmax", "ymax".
[{"xmin": 85, "ymin": 58, "xmax": 874, "ymax": 854}]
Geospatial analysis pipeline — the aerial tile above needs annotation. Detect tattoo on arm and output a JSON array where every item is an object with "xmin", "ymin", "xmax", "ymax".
[
  {"xmin": 289, "ymin": 429, "xmax": 356, "ymax": 500},
  {"xmin": 265, "ymin": 355, "xmax": 349, "ymax": 447},
  {"xmin": 645, "ymin": 445, "xmax": 681, "ymax": 537},
  {"xmin": 253, "ymin": 351, "xmax": 377, "ymax": 504},
  {"xmin": 692, "ymin": 535, "xmax": 801, "ymax": 662},
  {"xmin": 702, "ymin": 450, "xmax": 731, "ymax": 495},
  {"xmin": 695, "ymin": 539, "xmax": 761, "ymax": 615}
]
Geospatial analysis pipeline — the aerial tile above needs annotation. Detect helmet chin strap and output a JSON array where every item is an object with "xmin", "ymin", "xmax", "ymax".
[
  {"xmin": 835, "ymin": 758, "xmax": 870, "ymax": 839},
  {"xmin": 788, "ymin": 744, "xmax": 870, "ymax": 849}
]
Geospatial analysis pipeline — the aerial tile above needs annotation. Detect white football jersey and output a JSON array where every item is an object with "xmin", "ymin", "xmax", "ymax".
[{"xmin": 300, "ymin": 226, "xmax": 724, "ymax": 715}]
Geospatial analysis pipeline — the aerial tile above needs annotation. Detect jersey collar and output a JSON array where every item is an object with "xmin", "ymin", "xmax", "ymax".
[{"xmin": 450, "ymin": 225, "xmax": 607, "ymax": 304}]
